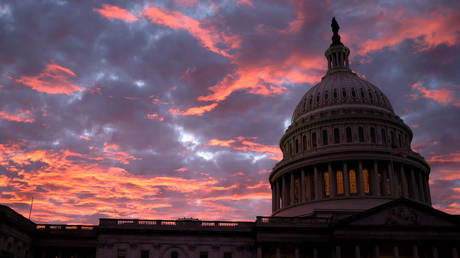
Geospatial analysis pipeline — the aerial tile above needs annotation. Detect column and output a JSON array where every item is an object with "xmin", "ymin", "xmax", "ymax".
[
  {"xmin": 295, "ymin": 248, "xmax": 299, "ymax": 258},
  {"xmin": 329, "ymin": 163, "xmax": 335, "ymax": 198},
  {"xmin": 453, "ymin": 247, "xmax": 458, "ymax": 258},
  {"xmin": 306, "ymin": 171, "xmax": 312, "ymax": 201},
  {"xmin": 291, "ymin": 172, "xmax": 295, "ymax": 205},
  {"xmin": 401, "ymin": 165, "xmax": 408, "ymax": 198},
  {"xmin": 358, "ymin": 161, "xmax": 365, "ymax": 196},
  {"xmin": 282, "ymin": 176, "xmax": 286, "ymax": 208},
  {"xmin": 301, "ymin": 169, "xmax": 306, "ymax": 203},
  {"xmin": 275, "ymin": 181, "xmax": 279, "ymax": 210},
  {"xmin": 373, "ymin": 161, "xmax": 379, "ymax": 196},
  {"xmin": 425, "ymin": 174, "xmax": 432, "ymax": 205},
  {"xmin": 417, "ymin": 171, "xmax": 426, "ymax": 203},
  {"xmin": 257, "ymin": 247, "xmax": 262, "ymax": 258},
  {"xmin": 413, "ymin": 244, "xmax": 419, "ymax": 258},
  {"xmin": 388, "ymin": 161, "xmax": 398, "ymax": 197},
  {"xmin": 314, "ymin": 166, "xmax": 320, "ymax": 200},
  {"xmin": 272, "ymin": 183, "xmax": 275, "ymax": 213},
  {"xmin": 393, "ymin": 245, "xmax": 399, "ymax": 258},
  {"xmin": 344, "ymin": 162, "xmax": 350, "ymax": 196},
  {"xmin": 374, "ymin": 245, "xmax": 379, "ymax": 258},
  {"xmin": 276, "ymin": 247, "xmax": 280, "ymax": 258},
  {"xmin": 336, "ymin": 245, "xmax": 341, "ymax": 258},
  {"xmin": 410, "ymin": 168, "xmax": 418, "ymax": 201},
  {"xmin": 355, "ymin": 245, "xmax": 361, "ymax": 258},
  {"xmin": 432, "ymin": 246, "xmax": 438, "ymax": 258}
]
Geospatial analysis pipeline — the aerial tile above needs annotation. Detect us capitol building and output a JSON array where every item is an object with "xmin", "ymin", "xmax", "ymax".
[{"xmin": 1, "ymin": 18, "xmax": 459, "ymax": 258}]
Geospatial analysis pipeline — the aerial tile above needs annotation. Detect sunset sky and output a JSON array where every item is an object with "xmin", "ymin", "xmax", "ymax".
[{"xmin": 1, "ymin": 0, "xmax": 459, "ymax": 224}]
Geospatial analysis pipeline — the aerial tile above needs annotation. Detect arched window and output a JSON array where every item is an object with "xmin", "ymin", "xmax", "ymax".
[
  {"xmin": 334, "ymin": 89, "xmax": 337, "ymax": 99},
  {"xmin": 363, "ymin": 169, "xmax": 370, "ymax": 194},
  {"xmin": 334, "ymin": 128, "xmax": 340, "ymax": 144},
  {"xmin": 370, "ymin": 127, "xmax": 376, "ymax": 143},
  {"xmin": 302, "ymin": 135, "xmax": 307, "ymax": 151},
  {"xmin": 351, "ymin": 88, "xmax": 356, "ymax": 97},
  {"xmin": 360, "ymin": 88, "xmax": 364, "ymax": 98},
  {"xmin": 381, "ymin": 129, "xmax": 387, "ymax": 145},
  {"xmin": 358, "ymin": 127, "xmax": 364, "ymax": 142},
  {"xmin": 323, "ymin": 172, "xmax": 330, "ymax": 197},
  {"xmin": 398, "ymin": 134, "xmax": 402, "ymax": 147},
  {"xmin": 325, "ymin": 90, "xmax": 329, "ymax": 100},
  {"xmin": 346, "ymin": 127, "xmax": 352, "ymax": 143},
  {"xmin": 369, "ymin": 90, "xmax": 373, "ymax": 102},
  {"xmin": 391, "ymin": 131, "xmax": 396, "ymax": 147},
  {"xmin": 336, "ymin": 170, "xmax": 344, "ymax": 195},
  {"xmin": 171, "ymin": 252, "xmax": 178, "ymax": 258},
  {"xmin": 295, "ymin": 139, "xmax": 299, "ymax": 153},
  {"xmin": 317, "ymin": 94, "xmax": 320, "ymax": 103},
  {"xmin": 322, "ymin": 130, "xmax": 328, "ymax": 145},
  {"xmin": 342, "ymin": 88, "xmax": 347, "ymax": 97},
  {"xmin": 349, "ymin": 169, "xmax": 357, "ymax": 194},
  {"xmin": 312, "ymin": 132, "xmax": 317, "ymax": 147}
]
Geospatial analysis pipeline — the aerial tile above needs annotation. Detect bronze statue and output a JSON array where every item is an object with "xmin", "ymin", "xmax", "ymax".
[{"xmin": 331, "ymin": 17, "xmax": 343, "ymax": 46}]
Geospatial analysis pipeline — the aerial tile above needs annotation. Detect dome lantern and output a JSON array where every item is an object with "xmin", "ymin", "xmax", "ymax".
[{"xmin": 325, "ymin": 17, "xmax": 351, "ymax": 74}]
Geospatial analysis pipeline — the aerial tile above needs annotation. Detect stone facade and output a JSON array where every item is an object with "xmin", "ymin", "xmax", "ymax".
[{"xmin": 1, "ymin": 19, "xmax": 459, "ymax": 258}]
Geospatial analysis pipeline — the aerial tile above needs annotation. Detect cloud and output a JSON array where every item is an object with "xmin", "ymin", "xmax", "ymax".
[
  {"xmin": 411, "ymin": 82, "xmax": 460, "ymax": 107},
  {"xmin": 10, "ymin": 63, "xmax": 82, "ymax": 95},
  {"xmin": 93, "ymin": 4, "xmax": 138, "ymax": 22},
  {"xmin": 141, "ymin": 5, "xmax": 240, "ymax": 57},
  {"xmin": 207, "ymin": 136, "xmax": 282, "ymax": 160},
  {"xmin": 170, "ymin": 103, "xmax": 218, "ymax": 116},
  {"xmin": 0, "ymin": 109, "xmax": 34, "ymax": 123},
  {"xmin": 357, "ymin": 7, "xmax": 460, "ymax": 55}
]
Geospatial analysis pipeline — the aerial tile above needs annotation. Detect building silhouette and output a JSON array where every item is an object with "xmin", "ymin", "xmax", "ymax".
[{"xmin": 1, "ymin": 18, "xmax": 459, "ymax": 258}]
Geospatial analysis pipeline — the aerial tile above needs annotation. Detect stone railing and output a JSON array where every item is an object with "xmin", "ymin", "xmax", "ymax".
[
  {"xmin": 99, "ymin": 218, "xmax": 253, "ymax": 230},
  {"xmin": 35, "ymin": 224, "xmax": 97, "ymax": 231}
]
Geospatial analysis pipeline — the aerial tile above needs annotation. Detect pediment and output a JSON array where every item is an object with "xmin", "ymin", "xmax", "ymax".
[{"xmin": 338, "ymin": 199, "xmax": 460, "ymax": 227}]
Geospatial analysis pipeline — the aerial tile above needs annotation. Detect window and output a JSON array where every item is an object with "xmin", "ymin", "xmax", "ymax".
[
  {"xmin": 398, "ymin": 134, "xmax": 402, "ymax": 147},
  {"xmin": 224, "ymin": 252, "xmax": 232, "ymax": 258},
  {"xmin": 334, "ymin": 128, "xmax": 340, "ymax": 144},
  {"xmin": 141, "ymin": 250, "xmax": 149, "ymax": 258},
  {"xmin": 391, "ymin": 131, "xmax": 395, "ymax": 147},
  {"xmin": 334, "ymin": 89, "xmax": 337, "ymax": 99},
  {"xmin": 349, "ymin": 169, "xmax": 357, "ymax": 194},
  {"xmin": 295, "ymin": 139, "xmax": 299, "ymax": 153},
  {"xmin": 363, "ymin": 169, "xmax": 370, "ymax": 194},
  {"xmin": 171, "ymin": 252, "xmax": 178, "ymax": 258},
  {"xmin": 370, "ymin": 127, "xmax": 376, "ymax": 143},
  {"xmin": 303, "ymin": 135, "xmax": 307, "ymax": 150},
  {"xmin": 346, "ymin": 127, "xmax": 352, "ymax": 143},
  {"xmin": 381, "ymin": 129, "xmax": 387, "ymax": 145},
  {"xmin": 342, "ymin": 88, "xmax": 346, "ymax": 97},
  {"xmin": 360, "ymin": 88, "xmax": 364, "ymax": 98},
  {"xmin": 351, "ymin": 88, "xmax": 356, "ymax": 97},
  {"xmin": 118, "ymin": 249, "xmax": 126, "ymax": 258},
  {"xmin": 323, "ymin": 172, "xmax": 330, "ymax": 197},
  {"xmin": 386, "ymin": 178, "xmax": 392, "ymax": 195},
  {"xmin": 304, "ymin": 174, "xmax": 309, "ymax": 200},
  {"xmin": 312, "ymin": 132, "xmax": 317, "ymax": 147},
  {"xmin": 290, "ymin": 142, "xmax": 293, "ymax": 155},
  {"xmin": 322, "ymin": 130, "xmax": 328, "ymax": 145},
  {"xmin": 336, "ymin": 170, "xmax": 344, "ymax": 195},
  {"xmin": 325, "ymin": 90, "xmax": 328, "ymax": 100},
  {"xmin": 378, "ymin": 172, "xmax": 384, "ymax": 195},
  {"xmin": 358, "ymin": 127, "xmax": 364, "ymax": 142},
  {"xmin": 294, "ymin": 178, "xmax": 300, "ymax": 203},
  {"xmin": 369, "ymin": 90, "xmax": 373, "ymax": 102},
  {"xmin": 310, "ymin": 97, "xmax": 313, "ymax": 107},
  {"xmin": 200, "ymin": 252, "xmax": 208, "ymax": 258}
]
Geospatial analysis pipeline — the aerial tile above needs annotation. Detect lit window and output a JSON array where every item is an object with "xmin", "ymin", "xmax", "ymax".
[
  {"xmin": 363, "ymin": 169, "xmax": 370, "ymax": 194},
  {"xmin": 323, "ymin": 172, "xmax": 330, "ymax": 197},
  {"xmin": 349, "ymin": 169, "xmax": 357, "ymax": 193},
  {"xmin": 386, "ymin": 178, "xmax": 392, "ymax": 195},
  {"xmin": 336, "ymin": 170, "xmax": 344, "ymax": 195}
]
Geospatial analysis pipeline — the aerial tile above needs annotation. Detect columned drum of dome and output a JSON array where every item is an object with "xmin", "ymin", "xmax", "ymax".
[{"xmin": 270, "ymin": 18, "xmax": 431, "ymax": 217}]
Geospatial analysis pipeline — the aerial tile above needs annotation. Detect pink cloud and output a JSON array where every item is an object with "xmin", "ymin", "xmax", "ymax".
[
  {"xmin": 411, "ymin": 82, "xmax": 460, "ymax": 107},
  {"xmin": 93, "ymin": 4, "xmax": 138, "ymax": 22},
  {"xmin": 11, "ymin": 63, "xmax": 82, "ymax": 95},
  {"xmin": 0, "ymin": 109, "xmax": 34, "ymax": 123},
  {"xmin": 207, "ymin": 136, "xmax": 282, "ymax": 161},
  {"xmin": 170, "ymin": 103, "xmax": 218, "ymax": 116}
]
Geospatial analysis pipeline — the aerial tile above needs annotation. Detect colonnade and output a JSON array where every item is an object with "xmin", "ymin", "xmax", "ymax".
[
  {"xmin": 272, "ymin": 159, "xmax": 431, "ymax": 212},
  {"xmin": 256, "ymin": 243, "xmax": 459, "ymax": 258}
]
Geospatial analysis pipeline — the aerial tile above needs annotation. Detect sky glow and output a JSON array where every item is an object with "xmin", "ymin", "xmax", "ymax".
[{"xmin": 0, "ymin": 0, "xmax": 459, "ymax": 223}]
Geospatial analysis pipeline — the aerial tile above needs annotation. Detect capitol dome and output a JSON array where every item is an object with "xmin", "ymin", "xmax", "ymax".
[{"xmin": 270, "ymin": 18, "xmax": 431, "ymax": 217}]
